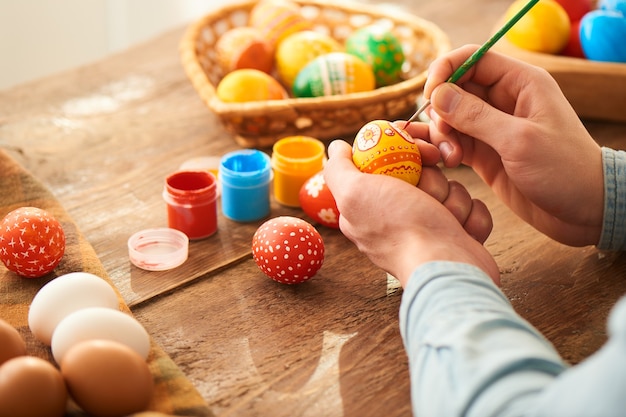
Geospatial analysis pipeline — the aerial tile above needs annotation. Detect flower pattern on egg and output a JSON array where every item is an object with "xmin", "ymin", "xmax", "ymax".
[
  {"xmin": 299, "ymin": 172, "xmax": 340, "ymax": 229},
  {"xmin": 304, "ymin": 173, "xmax": 325, "ymax": 198},
  {"xmin": 352, "ymin": 120, "xmax": 422, "ymax": 186},
  {"xmin": 317, "ymin": 208, "xmax": 338, "ymax": 226},
  {"xmin": 355, "ymin": 122, "xmax": 382, "ymax": 151}
]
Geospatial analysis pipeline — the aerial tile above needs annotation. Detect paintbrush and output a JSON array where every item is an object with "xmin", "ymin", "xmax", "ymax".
[{"xmin": 402, "ymin": 0, "xmax": 540, "ymax": 128}]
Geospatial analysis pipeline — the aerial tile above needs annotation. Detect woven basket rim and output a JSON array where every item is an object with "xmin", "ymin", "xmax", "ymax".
[{"xmin": 180, "ymin": 0, "xmax": 451, "ymax": 114}]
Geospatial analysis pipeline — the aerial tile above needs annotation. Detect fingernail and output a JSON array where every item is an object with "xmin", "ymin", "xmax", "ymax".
[
  {"xmin": 327, "ymin": 140, "xmax": 340, "ymax": 157},
  {"xmin": 428, "ymin": 107, "xmax": 438, "ymax": 123},
  {"xmin": 440, "ymin": 142, "xmax": 453, "ymax": 162},
  {"xmin": 434, "ymin": 84, "xmax": 461, "ymax": 114}
]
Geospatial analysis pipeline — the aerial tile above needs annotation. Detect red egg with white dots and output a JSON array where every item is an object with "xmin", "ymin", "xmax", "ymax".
[
  {"xmin": 299, "ymin": 172, "xmax": 340, "ymax": 229},
  {"xmin": 251, "ymin": 216, "xmax": 325, "ymax": 284}
]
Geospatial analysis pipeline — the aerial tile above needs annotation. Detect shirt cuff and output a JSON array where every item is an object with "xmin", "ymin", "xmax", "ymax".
[{"xmin": 598, "ymin": 147, "xmax": 626, "ymax": 251}]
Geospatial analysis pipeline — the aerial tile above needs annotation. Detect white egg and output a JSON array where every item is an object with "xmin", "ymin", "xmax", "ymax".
[
  {"xmin": 51, "ymin": 307, "xmax": 151, "ymax": 365},
  {"xmin": 28, "ymin": 272, "xmax": 120, "ymax": 346}
]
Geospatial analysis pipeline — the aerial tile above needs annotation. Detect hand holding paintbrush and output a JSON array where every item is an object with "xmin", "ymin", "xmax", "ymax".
[{"xmin": 402, "ymin": 0, "xmax": 541, "ymax": 129}]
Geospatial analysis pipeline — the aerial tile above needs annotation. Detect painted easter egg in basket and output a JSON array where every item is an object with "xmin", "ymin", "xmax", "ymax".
[
  {"xmin": 292, "ymin": 52, "xmax": 375, "ymax": 98},
  {"xmin": 352, "ymin": 120, "xmax": 422, "ymax": 186},
  {"xmin": 248, "ymin": 0, "xmax": 314, "ymax": 52},
  {"xmin": 345, "ymin": 24, "xmax": 406, "ymax": 87},
  {"xmin": 275, "ymin": 30, "xmax": 344, "ymax": 89},
  {"xmin": 216, "ymin": 69, "xmax": 289, "ymax": 103},
  {"xmin": 215, "ymin": 27, "xmax": 274, "ymax": 74}
]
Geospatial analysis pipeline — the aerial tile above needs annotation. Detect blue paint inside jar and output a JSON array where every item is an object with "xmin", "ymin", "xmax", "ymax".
[{"xmin": 219, "ymin": 149, "xmax": 272, "ymax": 222}]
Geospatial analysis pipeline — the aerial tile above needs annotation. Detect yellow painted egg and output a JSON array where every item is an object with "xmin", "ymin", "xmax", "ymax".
[
  {"xmin": 275, "ymin": 30, "xmax": 343, "ymax": 88},
  {"xmin": 346, "ymin": 24, "xmax": 406, "ymax": 87},
  {"xmin": 352, "ymin": 120, "xmax": 422, "ymax": 185},
  {"xmin": 292, "ymin": 52, "xmax": 375, "ymax": 98},
  {"xmin": 504, "ymin": 0, "xmax": 570, "ymax": 54},
  {"xmin": 249, "ymin": 0, "xmax": 314, "ymax": 52},
  {"xmin": 215, "ymin": 27, "xmax": 274, "ymax": 74},
  {"xmin": 216, "ymin": 69, "xmax": 289, "ymax": 103}
]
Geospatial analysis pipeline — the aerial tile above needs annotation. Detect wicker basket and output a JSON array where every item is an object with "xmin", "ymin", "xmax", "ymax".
[{"xmin": 180, "ymin": 0, "xmax": 450, "ymax": 148}]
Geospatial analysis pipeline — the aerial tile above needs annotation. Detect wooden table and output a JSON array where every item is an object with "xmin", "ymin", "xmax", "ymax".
[{"xmin": 2, "ymin": 0, "xmax": 626, "ymax": 415}]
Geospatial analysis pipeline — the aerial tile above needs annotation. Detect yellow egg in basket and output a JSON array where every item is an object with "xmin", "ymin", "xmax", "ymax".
[
  {"xmin": 275, "ymin": 30, "xmax": 344, "ymax": 88},
  {"xmin": 216, "ymin": 69, "xmax": 289, "ymax": 103}
]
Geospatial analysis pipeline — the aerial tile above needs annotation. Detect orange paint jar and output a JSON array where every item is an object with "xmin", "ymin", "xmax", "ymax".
[
  {"xmin": 271, "ymin": 136, "xmax": 326, "ymax": 207},
  {"xmin": 163, "ymin": 171, "xmax": 218, "ymax": 240}
]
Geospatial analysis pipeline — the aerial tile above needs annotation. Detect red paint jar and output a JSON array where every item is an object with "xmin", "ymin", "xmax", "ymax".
[{"xmin": 163, "ymin": 170, "xmax": 218, "ymax": 240}]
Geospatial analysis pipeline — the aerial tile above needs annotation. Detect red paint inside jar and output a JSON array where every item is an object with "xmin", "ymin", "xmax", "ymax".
[{"xmin": 163, "ymin": 171, "xmax": 218, "ymax": 240}]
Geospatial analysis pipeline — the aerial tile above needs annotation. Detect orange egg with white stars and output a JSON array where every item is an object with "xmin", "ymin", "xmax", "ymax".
[{"xmin": 352, "ymin": 120, "xmax": 422, "ymax": 185}]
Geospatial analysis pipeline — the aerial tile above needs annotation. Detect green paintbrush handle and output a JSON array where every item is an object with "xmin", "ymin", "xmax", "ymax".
[
  {"xmin": 403, "ymin": 0, "xmax": 540, "ymax": 126},
  {"xmin": 447, "ymin": 0, "xmax": 540, "ymax": 83}
]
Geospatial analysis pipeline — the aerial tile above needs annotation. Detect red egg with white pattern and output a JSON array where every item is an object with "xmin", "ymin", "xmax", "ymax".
[
  {"xmin": 251, "ymin": 216, "xmax": 325, "ymax": 284},
  {"xmin": 299, "ymin": 172, "xmax": 340, "ymax": 229},
  {"xmin": 0, "ymin": 207, "xmax": 65, "ymax": 278}
]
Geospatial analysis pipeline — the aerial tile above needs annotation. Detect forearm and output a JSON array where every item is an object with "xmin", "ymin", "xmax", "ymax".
[
  {"xmin": 399, "ymin": 262, "xmax": 567, "ymax": 417},
  {"xmin": 598, "ymin": 147, "xmax": 626, "ymax": 251}
]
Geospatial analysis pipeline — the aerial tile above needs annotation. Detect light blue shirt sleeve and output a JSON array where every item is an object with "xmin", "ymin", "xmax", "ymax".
[
  {"xmin": 399, "ymin": 261, "xmax": 626, "ymax": 417},
  {"xmin": 598, "ymin": 147, "xmax": 626, "ymax": 250}
]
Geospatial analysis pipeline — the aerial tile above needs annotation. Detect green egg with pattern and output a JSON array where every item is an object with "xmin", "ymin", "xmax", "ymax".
[
  {"xmin": 292, "ymin": 52, "xmax": 375, "ymax": 98},
  {"xmin": 346, "ymin": 24, "xmax": 405, "ymax": 87}
]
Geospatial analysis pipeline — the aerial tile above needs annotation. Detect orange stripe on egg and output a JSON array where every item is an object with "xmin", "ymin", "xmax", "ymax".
[{"xmin": 359, "ymin": 150, "xmax": 422, "ymax": 174}]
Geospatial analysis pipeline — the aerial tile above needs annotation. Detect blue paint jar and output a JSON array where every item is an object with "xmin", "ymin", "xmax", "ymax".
[{"xmin": 219, "ymin": 149, "xmax": 273, "ymax": 222}]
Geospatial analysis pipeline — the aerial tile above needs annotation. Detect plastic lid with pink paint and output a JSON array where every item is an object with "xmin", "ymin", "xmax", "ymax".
[{"xmin": 127, "ymin": 228, "xmax": 189, "ymax": 271}]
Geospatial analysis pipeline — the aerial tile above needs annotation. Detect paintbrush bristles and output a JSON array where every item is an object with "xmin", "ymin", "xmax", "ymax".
[{"xmin": 402, "ymin": 99, "xmax": 430, "ymax": 129}]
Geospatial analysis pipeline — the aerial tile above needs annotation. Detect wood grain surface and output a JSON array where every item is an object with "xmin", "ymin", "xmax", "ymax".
[{"xmin": 2, "ymin": 0, "xmax": 626, "ymax": 416}]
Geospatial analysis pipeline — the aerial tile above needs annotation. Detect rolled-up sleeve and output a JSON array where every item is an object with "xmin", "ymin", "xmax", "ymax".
[
  {"xmin": 400, "ymin": 261, "xmax": 626, "ymax": 417},
  {"xmin": 399, "ymin": 261, "xmax": 567, "ymax": 417}
]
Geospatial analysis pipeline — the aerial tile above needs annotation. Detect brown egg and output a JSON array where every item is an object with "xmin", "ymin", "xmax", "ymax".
[
  {"xmin": 0, "ymin": 319, "xmax": 26, "ymax": 365},
  {"xmin": 61, "ymin": 339, "xmax": 154, "ymax": 417},
  {"xmin": 0, "ymin": 356, "xmax": 68, "ymax": 417}
]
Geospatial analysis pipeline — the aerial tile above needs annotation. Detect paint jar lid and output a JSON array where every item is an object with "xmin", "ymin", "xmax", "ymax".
[{"xmin": 127, "ymin": 228, "xmax": 189, "ymax": 271}]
